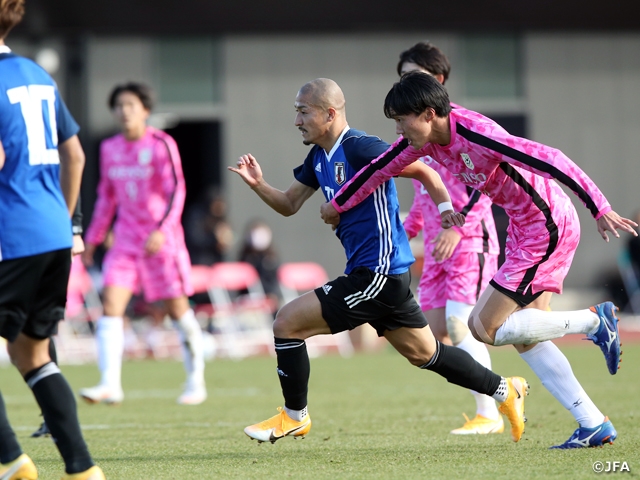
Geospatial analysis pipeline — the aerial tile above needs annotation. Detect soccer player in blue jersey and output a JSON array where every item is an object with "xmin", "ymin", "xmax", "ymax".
[
  {"xmin": 0, "ymin": 1, "xmax": 104, "ymax": 479},
  {"xmin": 229, "ymin": 78, "xmax": 530, "ymax": 445}
]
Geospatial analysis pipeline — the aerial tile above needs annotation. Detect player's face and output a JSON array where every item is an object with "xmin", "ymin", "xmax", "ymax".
[
  {"xmin": 294, "ymin": 94, "xmax": 329, "ymax": 146},
  {"xmin": 393, "ymin": 111, "xmax": 433, "ymax": 149},
  {"xmin": 113, "ymin": 92, "xmax": 150, "ymax": 133}
]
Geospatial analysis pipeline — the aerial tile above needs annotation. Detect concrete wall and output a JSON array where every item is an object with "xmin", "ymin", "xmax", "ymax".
[
  {"xmin": 525, "ymin": 34, "xmax": 640, "ymax": 287},
  {"xmin": 223, "ymin": 33, "xmax": 458, "ymax": 279},
  {"xmin": 224, "ymin": 32, "xmax": 640, "ymax": 286},
  {"xmin": 61, "ymin": 32, "xmax": 640, "ymax": 288}
]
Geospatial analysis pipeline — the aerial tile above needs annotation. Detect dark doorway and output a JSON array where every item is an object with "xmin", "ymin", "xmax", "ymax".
[{"xmin": 164, "ymin": 120, "xmax": 222, "ymax": 213}]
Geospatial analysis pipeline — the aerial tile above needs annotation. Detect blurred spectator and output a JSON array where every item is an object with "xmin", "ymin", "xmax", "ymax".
[
  {"xmin": 238, "ymin": 219, "xmax": 282, "ymax": 306},
  {"xmin": 184, "ymin": 187, "xmax": 234, "ymax": 265}
]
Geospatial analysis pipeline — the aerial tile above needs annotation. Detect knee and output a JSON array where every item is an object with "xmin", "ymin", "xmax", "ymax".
[
  {"xmin": 273, "ymin": 307, "xmax": 298, "ymax": 338},
  {"xmin": 446, "ymin": 315, "xmax": 470, "ymax": 344},
  {"xmin": 468, "ymin": 316, "xmax": 494, "ymax": 345}
]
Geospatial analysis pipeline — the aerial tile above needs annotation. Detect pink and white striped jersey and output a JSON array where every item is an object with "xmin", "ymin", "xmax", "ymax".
[
  {"xmin": 404, "ymin": 155, "xmax": 499, "ymax": 255},
  {"xmin": 85, "ymin": 126, "xmax": 188, "ymax": 254}
]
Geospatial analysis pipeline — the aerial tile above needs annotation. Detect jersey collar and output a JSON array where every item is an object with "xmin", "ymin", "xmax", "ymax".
[
  {"xmin": 0, "ymin": 46, "xmax": 11, "ymax": 54},
  {"xmin": 325, "ymin": 125, "xmax": 350, "ymax": 161}
]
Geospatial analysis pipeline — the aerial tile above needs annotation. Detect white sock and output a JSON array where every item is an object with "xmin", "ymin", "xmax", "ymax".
[
  {"xmin": 173, "ymin": 309, "xmax": 205, "ymax": 387},
  {"xmin": 284, "ymin": 406, "xmax": 308, "ymax": 421},
  {"xmin": 493, "ymin": 308, "xmax": 599, "ymax": 346},
  {"xmin": 519, "ymin": 342, "xmax": 604, "ymax": 428},
  {"xmin": 455, "ymin": 332, "xmax": 500, "ymax": 420},
  {"xmin": 491, "ymin": 378, "xmax": 509, "ymax": 403},
  {"xmin": 96, "ymin": 316, "xmax": 124, "ymax": 390}
]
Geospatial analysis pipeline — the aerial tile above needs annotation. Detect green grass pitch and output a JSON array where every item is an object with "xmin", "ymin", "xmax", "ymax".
[{"xmin": 2, "ymin": 344, "xmax": 639, "ymax": 479}]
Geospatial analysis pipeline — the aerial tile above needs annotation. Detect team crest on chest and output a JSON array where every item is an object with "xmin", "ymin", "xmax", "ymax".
[
  {"xmin": 334, "ymin": 162, "xmax": 346, "ymax": 185},
  {"xmin": 461, "ymin": 153, "xmax": 474, "ymax": 170},
  {"xmin": 138, "ymin": 148, "xmax": 152, "ymax": 165}
]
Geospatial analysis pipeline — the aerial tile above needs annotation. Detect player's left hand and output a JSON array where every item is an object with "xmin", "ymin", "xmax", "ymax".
[
  {"xmin": 145, "ymin": 230, "xmax": 165, "ymax": 254},
  {"xmin": 441, "ymin": 211, "xmax": 465, "ymax": 229},
  {"xmin": 321, "ymin": 202, "xmax": 340, "ymax": 230},
  {"xmin": 430, "ymin": 228, "xmax": 462, "ymax": 262},
  {"xmin": 71, "ymin": 234, "xmax": 85, "ymax": 256},
  {"xmin": 596, "ymin": 210, "xmax": 638, "ymax": 242}
]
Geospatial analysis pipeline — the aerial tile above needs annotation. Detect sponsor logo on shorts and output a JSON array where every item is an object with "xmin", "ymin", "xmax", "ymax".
[{"xmin": 322, "ymin": 284, "xmax": 332, "ymax": 295}]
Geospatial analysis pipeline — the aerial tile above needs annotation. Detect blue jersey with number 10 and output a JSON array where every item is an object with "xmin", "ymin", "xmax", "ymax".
[{"xmin": 0, "ymin": 51, "xmax": 79, "ymax": 261}]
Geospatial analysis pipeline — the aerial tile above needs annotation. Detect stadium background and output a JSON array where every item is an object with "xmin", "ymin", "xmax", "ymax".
[{"xmin": 10, "ymin": 0, "xmax": 640, "ymax": 290}]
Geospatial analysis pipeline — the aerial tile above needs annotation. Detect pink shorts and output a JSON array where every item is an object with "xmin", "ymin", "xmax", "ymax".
[
  {"xmin": 102, "ymin": 246, "xmax": 194, "ymax": 303},
  {"xmin": 492, "ymin": 206, "xmax": 580, "ymax": 296},
  {"xmin": 417, "ymin": 250, "xmax": 498, "ymax": 311}
]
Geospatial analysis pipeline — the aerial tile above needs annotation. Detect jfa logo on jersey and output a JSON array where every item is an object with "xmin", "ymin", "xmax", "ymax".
[
  {"xmin": 138, "ymin": 148, "xmax": 152, "ymax": 165},
  {"xmin": 334, "ymin": 162, "xmax": 346, "ymax": 185},
  {"xmin": 461, "ymin": 153, "xmax": 474, "ymax": 170}
]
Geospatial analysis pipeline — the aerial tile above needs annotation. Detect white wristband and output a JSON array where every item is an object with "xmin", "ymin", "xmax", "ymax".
[{"xmin": 438, "ymin": 202, "xmax": 454, "ymax": 214}]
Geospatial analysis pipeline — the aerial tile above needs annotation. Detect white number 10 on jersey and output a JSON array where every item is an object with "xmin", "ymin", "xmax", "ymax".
[{"xmin": 7, "ymin": 84, "xmax": 60, "ymax": 166}]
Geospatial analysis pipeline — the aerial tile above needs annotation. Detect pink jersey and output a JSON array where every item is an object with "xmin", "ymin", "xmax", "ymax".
[
  {"xmin": 404, "ymin": 156, "xmax": 499, "ymax": 255},
  {"xmin": 332, "ymin": 106, "xmax": 613, "ymax": 295},
  {"xmin": 85, "ymin": 126, "xmax": 188, "ymax": 254}
]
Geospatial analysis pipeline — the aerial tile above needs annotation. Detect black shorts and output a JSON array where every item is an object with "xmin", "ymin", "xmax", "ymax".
[
  {"xmin": 490, "ymin": 279, "xmax": 544, "ymax": 307},
  {"xmin": 0, "ymin": 249, "xmax": 71, "ymax": 342},
  {"xmin": 315, "ymin": 267, "xmax": 427, "ymax": 337}
]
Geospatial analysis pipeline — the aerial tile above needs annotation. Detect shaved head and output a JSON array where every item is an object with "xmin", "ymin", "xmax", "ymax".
[{"xmin": 297, "ymin": 78, "xmax": 346, "ymax": 114}]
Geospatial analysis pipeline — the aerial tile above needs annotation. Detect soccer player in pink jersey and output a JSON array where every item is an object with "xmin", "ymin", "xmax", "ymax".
[
  {"xmin": 398, "ymin": 43, "xmax": 503, "ymax": 435},
  {"xmin": 80, "ymin": 82, "xmax": 206, "ymax": 406},
  {"xmin": 321, "ymin": 72, "xmax": 638, "ymax": 449}
]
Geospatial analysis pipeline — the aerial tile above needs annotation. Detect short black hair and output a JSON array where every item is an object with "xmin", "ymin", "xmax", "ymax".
[
  {"xmin": 108, "ymin": 82, "xmax": 155, "ymax": 111},
  {"xmin": 384, "ymin": 71, "xmax": 452, "ymax": 119},
  {"xmin": 397, "ymin": 42, "xmax": 451, "ymax": 84}
]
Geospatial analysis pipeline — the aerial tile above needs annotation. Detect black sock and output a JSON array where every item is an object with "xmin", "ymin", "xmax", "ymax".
[
  {"xmin": 48, "ymin": 337, "xmax": 58, "ymax": 364},
  {"xmin": 0, "ymin": 392, "xmax": 22, "ymax": 464},
  {"xmin": 274, "ymin": 337, "xmax": 309, "ymax": 410},
  {"xmin": 421, "ymin": 341, "xmax": 501, "ymax": 395},
  {"xmin": 24, "ymin": 363, "xmax": 94, "ymax": 474}
]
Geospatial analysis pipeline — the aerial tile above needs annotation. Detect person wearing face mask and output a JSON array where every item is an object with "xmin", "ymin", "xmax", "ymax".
[{"xmin": 239, "ymin": 219, "xmax": 282, "ymax": 308}]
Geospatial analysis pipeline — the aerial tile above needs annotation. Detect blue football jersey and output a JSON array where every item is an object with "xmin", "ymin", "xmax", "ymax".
[
  {"xmin": 0, "ymin": 51, "xmax": 79, "ymax": 261},
  {"xmin": 294, "ymin": 128, "xmax": 415, "ymax": 275}
]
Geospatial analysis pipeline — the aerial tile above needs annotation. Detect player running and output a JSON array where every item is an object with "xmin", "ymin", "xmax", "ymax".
[
  {"xmin": 230, "ymin": 78, "xmax": 529, "ymax": 445},
  {"xmin": 80, "ymin": 82, "xmax": 206, "ymax": 406},
  {"xmin": 398, "ymin": 42, "xmax": 503, "ymax": 435},
  {"xmin": 321, "ymin": 72, "xmax": 637, "ymax": 449}
]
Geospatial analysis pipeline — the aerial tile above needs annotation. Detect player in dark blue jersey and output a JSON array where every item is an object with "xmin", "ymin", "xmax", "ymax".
[
  {"xmin": 0, "ymin": 2, "xmax": 104, "ymax": 479},
  {"xmin": 229, "ymin": 77, "xmax": 530, "ymax": 445}
]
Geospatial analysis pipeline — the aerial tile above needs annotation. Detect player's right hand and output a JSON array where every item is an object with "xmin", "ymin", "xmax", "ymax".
[
  {"xmin": 228, "ymin": 154, "xmax": 264, "ymax": 189},
  {"xmin": 320, "ymin": 202, "xmax": 340, "ymax": 229}
]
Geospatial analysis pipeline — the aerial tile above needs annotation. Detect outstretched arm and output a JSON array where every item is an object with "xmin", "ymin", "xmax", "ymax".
[{"xmin": 228, "ymin": 153, "xmax": 316, "ymax": 216}]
